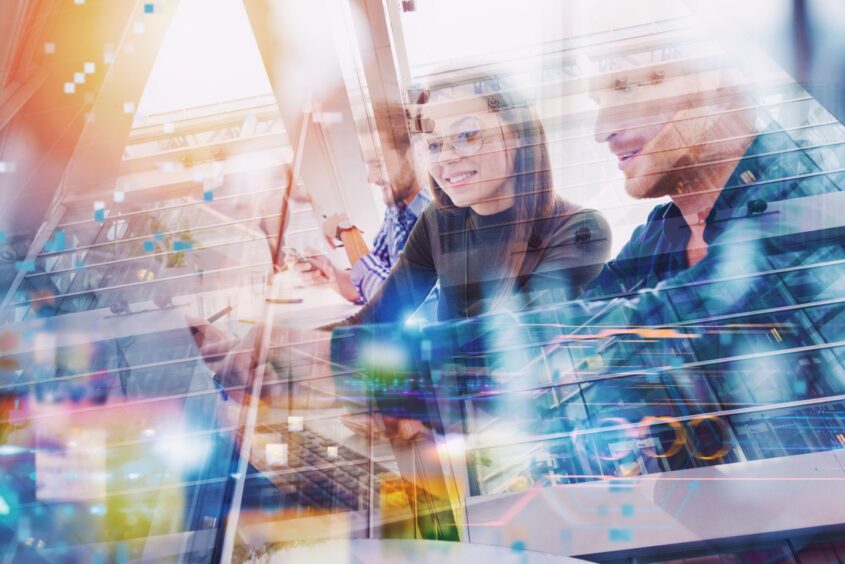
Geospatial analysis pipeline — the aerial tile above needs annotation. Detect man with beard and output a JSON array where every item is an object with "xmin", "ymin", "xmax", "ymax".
[{"xmin": 306, "ymin": 102, "xmax": 431, "ymax": 305}]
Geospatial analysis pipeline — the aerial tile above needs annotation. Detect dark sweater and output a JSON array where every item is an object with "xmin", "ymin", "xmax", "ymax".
[{"xmin": 332, "ymin": 198, "xmax": 611, "ymax": 327}]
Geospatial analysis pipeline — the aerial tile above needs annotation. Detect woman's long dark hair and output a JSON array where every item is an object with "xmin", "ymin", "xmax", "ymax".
[{"xmin": 415, "ymin": 72, "xmax": 557, "ymax": 310}]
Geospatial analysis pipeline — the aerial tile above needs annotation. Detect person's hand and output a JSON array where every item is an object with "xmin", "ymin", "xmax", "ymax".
[
  {"xmin": 294, "ymin": 248, "xmax": 337, "ymax": 284},
  {"xmin": 301, "ymin": 247, "xmax": 362, "ymax": 303},
  {"xmin": 381, "ymin": 416, "xmax": 428, "ymax": 441},
  {"xmin": 191, "ymin": 318, "xmax": 257, "ymax": 392},
  {"xmin": 306, "ymin": 249, "xmax": 334, "ymax": 276},
  {"xmin": 341, "ymin": 414, "xmax": 428, "ymax": 442},
  {"xmin": 187, "ymin": 315, "xmax": 229, "ymax": 350}
]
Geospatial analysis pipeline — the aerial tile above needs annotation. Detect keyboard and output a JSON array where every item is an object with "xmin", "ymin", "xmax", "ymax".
[{"xmin": 244, "ymin": 422, "xmax": 393, "ymax": 515}]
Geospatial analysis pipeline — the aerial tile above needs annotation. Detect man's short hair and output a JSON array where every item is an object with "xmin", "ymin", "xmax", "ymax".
[{"xmin": 371, "ymin": 100, "xmax": 413, "ymax": 155}]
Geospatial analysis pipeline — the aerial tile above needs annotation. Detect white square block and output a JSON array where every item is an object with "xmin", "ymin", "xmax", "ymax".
[
  {"xmin": 133, "ymin": 22, "xmax": 145, "ymax": 34},
  {"xmin": 123, "ymin": 102, "xmax": 135, "ymax": 114},
  {"xmin": 265, "ymin": 443, "xmax": 288, "ymax": 466},
  {"xmin": 63, "ymin": 82, "xmax": 75, "ymax": 94},
  {"xmin": 287, "ymin": 416, "xmax": 304, "ymax": 432},
  {"xmin": 113, "ymin": 191, "xmax": 125, "ymax": 203},
  {"xmin": 74, "ymin": 72, "xmax": 85, "ymax": 84},
  {"xmin": 163, "ymin": 122, "xmax": 175, "ymax": 134},
  {"xmin": 84, "ymin": 62, "xmax": 95, "ymax": 74},
  {"xmin": 44, "ymin": 43, "xmax": 55, "ymax": 54}
]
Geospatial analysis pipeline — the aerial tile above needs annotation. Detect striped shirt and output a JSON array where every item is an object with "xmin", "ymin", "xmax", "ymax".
[{"xmin": 349, "ymin": 191, "xmax": 432, "ymax": 303}]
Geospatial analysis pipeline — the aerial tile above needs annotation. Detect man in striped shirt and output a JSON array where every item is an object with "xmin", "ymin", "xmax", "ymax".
[
  {"xmin": 308, "ymin": 102, "xmax": 431, "ymax": 304},
  {"xmin": 347, "ymin": 186, "xmax": 431, "ymax": 303}
]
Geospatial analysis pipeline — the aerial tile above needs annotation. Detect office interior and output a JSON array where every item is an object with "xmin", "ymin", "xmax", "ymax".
[{"xmin": 1, "ymin": 0, "xmax": 845, "ymax": 562}]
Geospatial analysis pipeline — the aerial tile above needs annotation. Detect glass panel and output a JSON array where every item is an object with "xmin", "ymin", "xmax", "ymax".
[{"xmin": 730, "ymin": 400, "xmax": 845, "ymax": 460}]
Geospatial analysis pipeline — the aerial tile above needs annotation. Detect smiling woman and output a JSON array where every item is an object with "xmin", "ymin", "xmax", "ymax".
[{"xmin": 330, "ymin": 72, "xmax": 613, "ymax": 325}]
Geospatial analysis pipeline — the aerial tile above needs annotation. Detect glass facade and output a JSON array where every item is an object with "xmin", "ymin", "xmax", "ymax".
[{"xmin": 2, "ymin": 1, "xmax": 845, "ymax": 561}]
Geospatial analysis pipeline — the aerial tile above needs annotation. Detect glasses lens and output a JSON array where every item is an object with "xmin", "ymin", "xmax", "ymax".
[
  {"xmin": 450, "ymin": 127, "xmax": 483, "ymax": 156},
  {"xmin": 426, "ymin": 117, "xmax": 486, "ymax": 161}
]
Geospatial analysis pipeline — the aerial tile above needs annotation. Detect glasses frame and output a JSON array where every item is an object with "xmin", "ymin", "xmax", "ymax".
[{"xmin": 423, "ymin": 114, "xmax": 509, "ymax": 162}]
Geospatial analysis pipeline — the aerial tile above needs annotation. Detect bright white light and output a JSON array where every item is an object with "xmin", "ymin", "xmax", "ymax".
[
  {"xmin": 441, "ymin": 434, "xmax": 466, "ymax": 458},
  {"xmin": 137, "ymin": 0, "xmax": 272, "ymax": 115},
  {"xmin": 154, "ymin": 433, "xmax": 212, "ymax": 471},
  {"xmin": 401, "ymin": 0, "xmax": 691, "ymax": 71},
  {"xmin": 404, "ymin": 315, "xmax": 425, "ymax": 328},
  {"xmin": 361, "ymin": 341, "xmax": 406, "ymax": 371}
]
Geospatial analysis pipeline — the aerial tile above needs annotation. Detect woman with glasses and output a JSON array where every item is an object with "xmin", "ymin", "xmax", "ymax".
[{"xmin": 334, "ymin": 73, "xmax": 611, "ymax": 326}]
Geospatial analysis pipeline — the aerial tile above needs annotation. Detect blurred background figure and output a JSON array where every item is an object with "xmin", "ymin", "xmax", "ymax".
[{"xmin": 303, "ymin": 102, "xmax": 432, "ymax": 305}]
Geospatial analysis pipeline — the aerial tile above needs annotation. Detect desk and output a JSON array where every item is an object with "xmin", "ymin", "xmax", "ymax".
[
  {"xmin": 268, "ymin": 274, "xmax": 359, "ymax": 330},
  {"xmin": 254, "ymin": 538, "xmax": 589, "ymax": 563}
]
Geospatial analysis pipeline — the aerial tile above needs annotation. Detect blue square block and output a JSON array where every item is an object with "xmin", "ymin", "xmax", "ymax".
[
  {"xmin": 621, "ymin": 504, "xmax": 635, "ymax": 517},
  {"xmin": 15, "ymin": 260, "xmax": 36, "ymax": 272},
  {"xmin": 154, "ymin": 231, "xmax": 164, "ymax": 241},
  {"xmin": 609, "ymin": 528, "xmax": 632, "ymax": 542},
  {"xmin": 94, "ymin": 209, "xmax": 105, "ymax": 223},
  {"xmin": 46, "ymin": 230, "xmax": 65, "ymax": 252},
  {"xmin": 144, "ymin": 3, "xmax": 154, "ymax": 13},
  {"xmin": 115, "ymin": 542, "xmax": 130, "ymax": 564},
  {"xmin": 172, "ymin": 240, "xmax": 193, "ymax": 252},
  {"xmin": 609, "ymin": 479, "xmax": 633, "ymax": 493},
  {"xmin": 143, "ymin": 241, "xmax": 155, "ymax": 252},
  {"xmin": 203, "ymin": 190, "xmax": 214, "ymax": 202}
]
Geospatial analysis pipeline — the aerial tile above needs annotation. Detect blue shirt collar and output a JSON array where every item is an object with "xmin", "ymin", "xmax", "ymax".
[
  {"xmin": 403, "ymin": 189, "xmax": 432, "ymax": 219},
  {"xmin": 656, "ymin": 126, "xmax": 804, "ymax": 244}
]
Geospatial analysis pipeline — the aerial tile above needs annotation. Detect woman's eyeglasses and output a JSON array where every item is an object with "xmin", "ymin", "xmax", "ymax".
[
  {"xmin": 424, "ymin": 116, "xmax": 504, "ymax": 161},
  {"xmin": 425, "ymin": 128, "xmax": 484, "ymax": 160}
]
